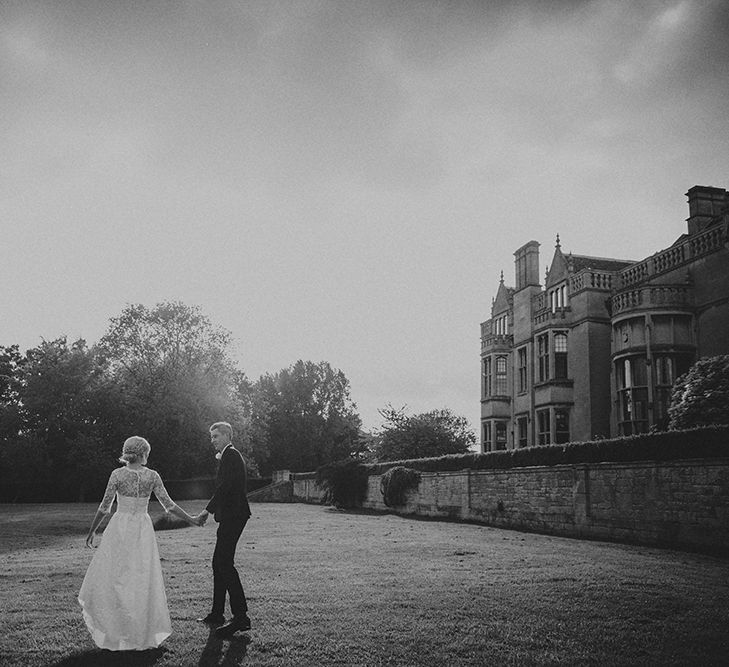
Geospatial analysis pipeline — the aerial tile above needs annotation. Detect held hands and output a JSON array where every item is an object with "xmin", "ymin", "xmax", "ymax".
[{"xmin": 191, "ymin": 511, "xmax": 209, "ymax": 527}]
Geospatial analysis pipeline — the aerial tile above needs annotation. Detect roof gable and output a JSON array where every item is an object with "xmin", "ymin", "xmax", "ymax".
[
  {"xmin": 545, "ymin": 235, "xmax": 634, "ymax": 286},
  {"xmin": 492, "ymin": 277, "xmax": 514, "ymax": 315},
  {"xmin": 545, "ymin": 244, "xmax": 569, "ymax": 288}
]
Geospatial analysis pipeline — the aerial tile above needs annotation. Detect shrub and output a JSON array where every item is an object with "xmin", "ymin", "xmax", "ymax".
[
  {"xmin": 315, "ymin": 458, "xmax": 369, "ymax": 509},
  {"xmin": 669, "ymin": 355, "xmax": 729, "ymax": 429},
  {"xmin": 380, "ymin": 466, "xmax": 421, "ymax": 507}
]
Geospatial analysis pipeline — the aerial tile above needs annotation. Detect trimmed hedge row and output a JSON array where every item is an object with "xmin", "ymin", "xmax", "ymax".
[{"xmin": 363, "ymin": 426, "xmax": 729, "ymax": 476}]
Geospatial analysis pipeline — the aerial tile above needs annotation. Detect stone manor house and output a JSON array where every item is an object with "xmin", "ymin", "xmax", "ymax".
[{"xmin": 479, "ymin": 185, "xmax": 729, "ymax": 452}]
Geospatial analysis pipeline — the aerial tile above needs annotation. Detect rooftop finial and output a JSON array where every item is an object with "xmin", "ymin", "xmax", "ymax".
[
  {"xmin": 556, "ymin": 233, "xmax": 561, "ymax": 249},
  {"xmin": 499, "ymin": 270, "xmax": 504, "ymax": 283}
]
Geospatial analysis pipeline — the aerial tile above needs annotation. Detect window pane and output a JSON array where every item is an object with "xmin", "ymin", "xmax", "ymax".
[
  {"xmin": 537, "ymin": 334, "xmax": 549, "ymax": 382},
  {"xmin": 517, "ymin": 347, "xmax": 527, "ymax": 393},
  {"xmin": 495, "ymin": 422, "xmax": 507, "ymax": 450},
  {"xmin": 555, "ymin": 409, "xmax": 569, "ymax": 444},
  {"xmin": 631, "ymin": 357, "xmax": 647, "ymax": 386},
  {"xmin": 495, "ymin": 356, "xmax": 508, "ymax": 394},
  {"xmin": 632, "ymin": 388, "xmax": 648, "ymax": 420},
  {"xmin": 537, "ymin": 409, "xmax": 551, "ymax": 445},
  {"xmin": 483, "ymin": 422, "xmax": 491, "ymax": 451},
  {"xmin": 554, "ymin": 354, "xmax": 567, "ymax": 379},
  {"xmin": 517, "ymin": 416, "xmax": 528, "ymax": 448}
]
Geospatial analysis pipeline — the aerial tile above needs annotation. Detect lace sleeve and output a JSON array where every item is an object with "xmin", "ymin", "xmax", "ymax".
[
  {"xmin": 152, "ymin": 471, "xmax": 176, "ymax": 512},
  {"xmin": 98, "ymin": 469, "xmax": 118, "ymax": 514}
]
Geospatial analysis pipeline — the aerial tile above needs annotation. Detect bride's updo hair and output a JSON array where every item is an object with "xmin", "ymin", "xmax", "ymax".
[{"xmin": 119, "ymin": 436, "xmax": 151, "ymax": 464}]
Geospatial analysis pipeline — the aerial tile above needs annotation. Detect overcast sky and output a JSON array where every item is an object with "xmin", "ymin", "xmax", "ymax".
[{"xmin": 2, "ymin": 0, "xmax": 728, "ymax": 433}]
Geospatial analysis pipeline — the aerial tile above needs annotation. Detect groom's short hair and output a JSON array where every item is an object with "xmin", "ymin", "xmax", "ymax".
[{"xmin": 210, "ymin": 421, "xmax": 233, "ymax": 439}]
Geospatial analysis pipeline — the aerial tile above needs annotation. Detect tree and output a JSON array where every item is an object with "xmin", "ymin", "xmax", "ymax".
[
  {"xmin": 373, "ymin": 405, "xmax": 475, "ymax": 462},
  {"xmin": 248, "ymin": 360, "xmax": 362, "ymax": 475},
  {"xmin": 0, "ymin": 338, "xmax": 121, "ymax": 501},
  {"xmin": 0, "ymin": 345, "xmax": 25, "ymax": 440},
  {"xmin": 99, "ymin": 302, "xmax": 245, "ymax": 478},
  {"xmin": 668, "ymin": 355, "xmax": 729, "ymax": 429}
]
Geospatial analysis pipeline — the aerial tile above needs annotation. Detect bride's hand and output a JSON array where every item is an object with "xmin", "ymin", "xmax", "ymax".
[{"xmin": 85, "ymin": 533, "xmax": 95, "ymax": 548}]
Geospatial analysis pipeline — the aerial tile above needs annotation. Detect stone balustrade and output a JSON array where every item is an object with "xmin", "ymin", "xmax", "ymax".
[
  {"xmin": 611, "ymin": 284, "xmax": 693, "ymax": 316},
  {"xmin": 620, "ymin": 220, "xmax": 727, "ymax": 288}
]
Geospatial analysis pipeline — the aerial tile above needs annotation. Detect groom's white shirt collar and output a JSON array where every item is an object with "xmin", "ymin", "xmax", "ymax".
[{"xmin": 215, "ymin": 443, "xmax": 233, "ymax": 460}]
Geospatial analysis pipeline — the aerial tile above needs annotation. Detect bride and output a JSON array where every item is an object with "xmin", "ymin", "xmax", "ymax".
[{"xmin": 78, "ymin": 436, "xmax": 200, "ymax": 651}]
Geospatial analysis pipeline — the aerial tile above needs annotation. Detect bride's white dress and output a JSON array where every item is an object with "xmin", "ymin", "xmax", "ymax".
[{"xmin": 78, "ymin": 466, "xmax": 175, "ymax": 651}]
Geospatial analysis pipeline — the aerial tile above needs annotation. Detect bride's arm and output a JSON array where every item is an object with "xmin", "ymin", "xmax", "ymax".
[
  {"xmin": 86, "ymin": 469, "xmax": 118, "ymax": 547},
  {"xmin": 152, "ymin": 471, "xmax": 199, "ymax": 525},
  {"xmin": 85, "ymin": 510, "xmax": 107, "ymax": 548},
  {"xmin": 167, "ymin": 503, "xmax": 199, "ymax": 525}
]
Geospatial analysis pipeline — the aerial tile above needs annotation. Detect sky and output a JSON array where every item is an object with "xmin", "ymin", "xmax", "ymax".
[{"xmin": 2, "ymin": 0, "xmax": 728, "ymax": 433}]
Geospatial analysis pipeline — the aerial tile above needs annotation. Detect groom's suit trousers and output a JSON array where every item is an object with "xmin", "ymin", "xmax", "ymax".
[{"xmin": 212, "ymin": 517, "xmax": 248, "ymax": 617}]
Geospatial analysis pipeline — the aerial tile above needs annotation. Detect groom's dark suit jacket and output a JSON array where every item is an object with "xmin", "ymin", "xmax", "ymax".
[{"xmin": 205, "ymin": 445, "xmax": 251, "ymax": 523}]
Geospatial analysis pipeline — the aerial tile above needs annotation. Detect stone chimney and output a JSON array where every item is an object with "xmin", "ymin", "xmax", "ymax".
[
  {"xmin": 686, "ymin": 185, "xmax": 727, "ymax": 235},
  {"xmin": 513, "ymin": 240, "xmax": 540, "ymax": 291}
]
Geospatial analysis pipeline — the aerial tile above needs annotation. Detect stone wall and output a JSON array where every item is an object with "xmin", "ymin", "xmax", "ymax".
[
  {"xmin": 248, "ymin": 480, "xmax": 293, "ymax": 503},
  {"xmin": 291, "ymin": 459, "xmax": 729, "ymax": 555},
  {"xmin": 291, "ymin": 473, "xmax": 324, "ymax": 504}
]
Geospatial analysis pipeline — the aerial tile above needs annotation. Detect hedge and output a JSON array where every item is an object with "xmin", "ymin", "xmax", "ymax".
[
  {"xmin": 363, "ymin": 426, "xmax": 729, "ymax": 476},
  {"xmin": 315, "ymin": 459, "xmax": 369, "ymax": 508},
  {"xmin": 380, "ymin": 466, "xmax": 421, "ymax": 507}
]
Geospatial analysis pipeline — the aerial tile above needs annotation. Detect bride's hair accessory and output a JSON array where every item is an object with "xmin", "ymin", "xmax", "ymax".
[{"xmin": 119, "ymin": 436, "xmax": 151, "ymax": 464}]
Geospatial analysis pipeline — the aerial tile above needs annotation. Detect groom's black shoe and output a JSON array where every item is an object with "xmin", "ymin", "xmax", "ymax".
[
  {"xmin": 197, "ymin": 613, "xmax": 225, "ymax": 626},
  {"xmin": 215, "ymin": 615, "xmax": 251, "ymax": 637}
]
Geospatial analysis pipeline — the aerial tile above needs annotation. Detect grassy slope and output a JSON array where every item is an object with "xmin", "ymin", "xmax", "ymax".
[{"xmin": 1, "ymin": 502, "xmax": 728, "ymax": 666}]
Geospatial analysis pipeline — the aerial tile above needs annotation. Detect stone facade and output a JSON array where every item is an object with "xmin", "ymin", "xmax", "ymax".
[
  {"xmin": 290, "ymin": 460, "xmax": 729, "ymax": 555},
  {"xmin": 480, "ymin": 185, "xmax": 729, "ymax": 450}
]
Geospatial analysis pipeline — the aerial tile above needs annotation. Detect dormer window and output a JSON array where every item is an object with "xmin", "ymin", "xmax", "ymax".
[{"xmin": 493, "ymin": 314, "xmax": 508, "ymax": 335}]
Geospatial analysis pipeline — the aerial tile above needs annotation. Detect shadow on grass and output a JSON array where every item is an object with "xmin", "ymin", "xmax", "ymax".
[
  {"xmin": 198, "ymin": 629, "xmax": 251, "ymax": 667},
  {"xmin": 48, "ymin": 646, "xmax": 167, "ymax": 666},
  {"xmin": 45, "ymin": 632, "xmax": 251, "ymax": 667}
]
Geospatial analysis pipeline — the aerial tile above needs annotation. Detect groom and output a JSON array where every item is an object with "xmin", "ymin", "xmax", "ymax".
[{"xmin": 195, "ymin": 421, "xmax": 252, "ymax": 637}]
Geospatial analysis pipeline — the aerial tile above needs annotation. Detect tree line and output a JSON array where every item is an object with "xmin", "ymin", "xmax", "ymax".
[{"xmin": 0, "ymin": 302, "xmax": 475, "ymax": 502}]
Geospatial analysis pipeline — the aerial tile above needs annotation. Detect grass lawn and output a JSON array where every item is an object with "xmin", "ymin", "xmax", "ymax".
[{"xmin": 1, "ymin": 501, "xmax": 728, "ymax": 666}]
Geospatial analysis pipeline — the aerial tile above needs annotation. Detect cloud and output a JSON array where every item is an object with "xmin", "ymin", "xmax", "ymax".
[
  {"xmin": 611, "ymin": 0, "xmax": 729, "ymax": 90},
  {"xmin": 2, "ymin": 0, "xmax": 728, "ymax": 435}
]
